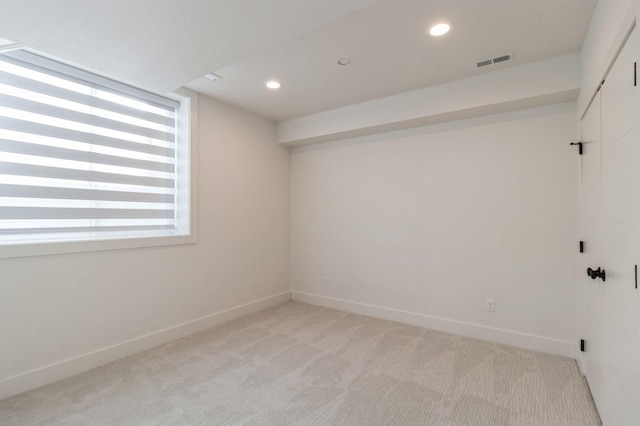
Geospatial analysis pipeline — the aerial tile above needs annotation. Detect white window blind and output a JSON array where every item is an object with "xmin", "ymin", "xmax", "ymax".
[{"xmin": 0, "ymin": 50, "xmax": 186, "ymax": 245}]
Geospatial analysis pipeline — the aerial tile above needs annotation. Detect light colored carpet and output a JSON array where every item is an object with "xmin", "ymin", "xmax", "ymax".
[{"xmin": 0, "ymin": 301, "xmax": 600, "ymax": 425}]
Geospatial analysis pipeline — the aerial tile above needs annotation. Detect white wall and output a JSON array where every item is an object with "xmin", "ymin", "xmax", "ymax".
[
  {"xmin": 291, "ymin": 103, "xmax": 578, "ymax": 357},
  {"xmin": 0, "ymin": 94, "xmax": 291, "ymax": 399}
]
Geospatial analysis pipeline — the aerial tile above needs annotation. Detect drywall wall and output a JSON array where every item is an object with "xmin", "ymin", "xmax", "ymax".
[
  {"xmin": 0, "ymin": 94, "xmax": 291, "ymax": 399},
  {"xmin": 291, "ymin": 102, "xmax": 578, "ymax": 357},
  {"xmin": 278, "ymin": 54, "xmax": 580, "ymax": 146}
]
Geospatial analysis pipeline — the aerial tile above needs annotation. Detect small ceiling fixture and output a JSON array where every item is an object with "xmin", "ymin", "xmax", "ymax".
[
  {"xmin": 265, "ymin": 80, "xmax": 281, "ymax": 89},
  {"xmin": 429, "ymin": 23, "xmax": 450, "ymax": 36},
  {"xmin": 337, "ymin": 58, "xmax": 351, "ymax": 66},
  {"xmin": 204, "ymin": 72, "xmax": 222, "ymax": 81},
  {"xmin": 0, "ymin": 36, "xmax": 21, "ymax": 52}
]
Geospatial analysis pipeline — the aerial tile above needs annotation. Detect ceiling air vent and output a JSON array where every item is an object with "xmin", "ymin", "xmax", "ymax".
[
  {"xmin": 476, "ymin": 52, "xmax": 514, "ymax": 69},
  {"xmin": 476, "ymin": 59, "xmax": 493, "ymax": 68}
]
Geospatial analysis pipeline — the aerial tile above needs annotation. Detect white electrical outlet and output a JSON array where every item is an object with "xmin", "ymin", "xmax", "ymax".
[
  {"xmin": 323, "ymin": 276, "xmax": 329, "ymax": 286},
  {"xmin": 486, "ymin": 299, "xmax": 495, "ymax": 312}
]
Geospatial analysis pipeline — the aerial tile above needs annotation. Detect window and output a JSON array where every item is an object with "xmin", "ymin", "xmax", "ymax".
[{"xmin": 0, "ymin": 50, "xmax": 196, "ymax": 258}]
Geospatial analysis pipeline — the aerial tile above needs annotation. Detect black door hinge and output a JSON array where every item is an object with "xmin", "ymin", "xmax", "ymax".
[
  {"xmin": 579, "ymin": 241, "xmax": 584, "ymax": 253},
  {"xmin": 597, "ymin": 79, "xmax": 605, "ymax": 92},
  {"xmin": 635, "ymin": 62, "xmax": 637, "ymax": 87},
  {"xmin": 580, "ymin": 339, "xmax": 585, "ymax": 352},
  {"xmin": 570, "ymin": 142, "xmax": 583, "ymax": 155}
]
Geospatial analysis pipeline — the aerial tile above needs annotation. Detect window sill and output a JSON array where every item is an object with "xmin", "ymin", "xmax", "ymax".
[{"xmin": 0, "ymin": 233, "xmax": 197, "ymax": 259}]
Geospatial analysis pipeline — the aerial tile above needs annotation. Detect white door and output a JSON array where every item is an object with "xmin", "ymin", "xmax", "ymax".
[{"xmin": 580, "ymin": 26, "xmax": 640, "ymax": 425}]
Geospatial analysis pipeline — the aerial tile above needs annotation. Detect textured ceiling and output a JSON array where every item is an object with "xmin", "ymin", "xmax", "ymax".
[
  {"xmin": 187, "ymin": 0, "xmax": 598, "ymax": 120},
  {"xmin": 0, "ymin": 0, "xmax": 382, "ymax": 93},
  {"xmin": 0, "ymin": 0, "xmax": 597, "ymax": 122}
]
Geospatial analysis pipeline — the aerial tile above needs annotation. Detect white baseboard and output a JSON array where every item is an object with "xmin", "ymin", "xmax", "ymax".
[
  {"xmin": 0, "ymin": 291, "xmax": 291, "ymax": 401},
  {"xmin": 291, "ymin": 291, "xmax": 575, "ymax": 359}
]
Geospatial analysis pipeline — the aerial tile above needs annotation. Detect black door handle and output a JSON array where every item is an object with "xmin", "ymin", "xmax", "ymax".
[{"xmin": 587, "ymin": 267, "xmax": 606, "ymax": 282}]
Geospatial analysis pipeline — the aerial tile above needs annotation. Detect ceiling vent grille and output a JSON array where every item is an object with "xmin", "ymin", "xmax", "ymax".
[{"xmin": 476, "ymin": 52, "xmax": 514, "ymax": 69}]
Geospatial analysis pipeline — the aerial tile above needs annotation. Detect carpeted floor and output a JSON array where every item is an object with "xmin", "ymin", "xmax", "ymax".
[{"xmin": 0, "ymin": 301, "xmax": 600, "ymax": 425}]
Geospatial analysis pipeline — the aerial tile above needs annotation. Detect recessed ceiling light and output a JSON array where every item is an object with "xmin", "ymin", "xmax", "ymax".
[
  {"xmin": 337, "ymin": 58, "xmax": 351, "ymax": 66},
  {"xmin": 429, "ymin": 23, "xmax": 450, "ymax": 36},
  {"xmin": 265, "ymin": 80, "xmax": 281, "ymax": 89}
]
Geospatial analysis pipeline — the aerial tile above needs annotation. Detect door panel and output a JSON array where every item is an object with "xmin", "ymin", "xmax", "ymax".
[
  {"xmin": 581, "ymin": 26, "xmax": 640, "ymax": 426},
  {"xmin": 602, "ymin": 27, "xmax": 639, "ymax": 148},
  {"xmin": 602, "ymin": 224, "xmax": 639, "ymax": 423},
  {"xmin": 602, "ymin": 125, "xmax": 640, "ymax": 225},
  {"xmin": 600, "ymin": 104, "xmax": 640, "ymax": 426}
]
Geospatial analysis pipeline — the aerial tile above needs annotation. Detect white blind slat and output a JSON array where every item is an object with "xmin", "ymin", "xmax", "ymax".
[
  {"xmin": 0, "ymin": 139, "xmax": 174, "ymax": 173},
  {"xmin": 0, "ymin": 184, "xmax": 174, "ymax": 203},
  {"xmin": 0, "ymin": 207, "xmax": 174, "ymax": 220},
  {"xmin": 0, "ymin": 117, "xmax": 175, "ymax": 157},
  {"xmin": 0, "ymin": 70, "xmax": 176, "ymax": 127},
  {"xmin": 1, "ymin": 94, "xmax": 175, "ymax": 142},
  {"xmin": 0, "ymin": 50, "xmax": 182, "ymax": 245},
  {"xmin": 0, "ymin": 162, "xmax": 175, "ymax": 188}
]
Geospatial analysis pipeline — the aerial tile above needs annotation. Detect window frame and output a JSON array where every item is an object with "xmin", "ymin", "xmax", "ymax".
[{"xmin": 0, "ymin": 50, "xmax": 198, "ymax": 259}]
